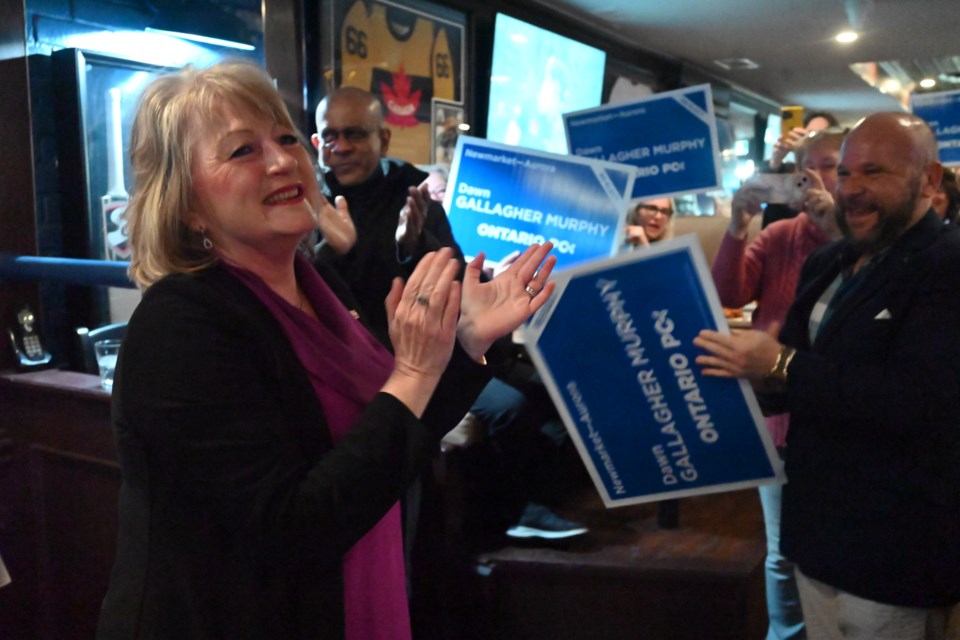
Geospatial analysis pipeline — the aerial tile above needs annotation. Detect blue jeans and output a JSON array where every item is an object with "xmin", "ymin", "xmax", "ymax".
[
  {"xmin": 759, "ymin": 481, "xmax": 806, "ymax": 639},
  {"xmin": 468, "ymin": 378, "xmax": 569, "ymax": 522}
]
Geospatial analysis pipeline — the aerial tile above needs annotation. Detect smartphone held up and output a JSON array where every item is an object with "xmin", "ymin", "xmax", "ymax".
[
  {"xmin": 780, "ymin": 105, "xmax": 804, "ymax": 137},
  {"xmin": 743, "ymin": 173, "xmax": 810, "ymax": 208}
]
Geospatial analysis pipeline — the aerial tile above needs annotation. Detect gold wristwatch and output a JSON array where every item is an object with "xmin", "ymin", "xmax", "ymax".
[{"xmin": 764, "ymin": 345, "xmax": 796, "ymax": 392}]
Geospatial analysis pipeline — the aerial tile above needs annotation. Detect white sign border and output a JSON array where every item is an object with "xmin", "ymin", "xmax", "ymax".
[
  {"xmin": 563, "ymin": 84, "xmax": 724, "ymax": 203},
  {"xmin": 910, "ymin": 88, "xmax": 960, "ymax": 168},
  {"xmin": 443, "ymin": 134, "xmax": 638, "ymax": 267},
  {"xmin": 522, "ymin": 234, "xmax": 784, "ymax": 508}
]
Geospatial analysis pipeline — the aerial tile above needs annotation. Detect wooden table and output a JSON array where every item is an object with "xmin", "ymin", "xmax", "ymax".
[{"xmin": 0, "ymin": 369, "xmax": 117, "ymax": 640}]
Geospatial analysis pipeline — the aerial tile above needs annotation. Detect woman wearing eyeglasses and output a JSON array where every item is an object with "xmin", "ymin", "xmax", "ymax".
[{"xmin": 624, "ymin": 197, "xmax": 675, "ymax": 248}]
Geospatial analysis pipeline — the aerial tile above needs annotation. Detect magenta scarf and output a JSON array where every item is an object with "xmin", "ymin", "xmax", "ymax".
[{"xmin": 224, "ymin": 254, "xmax": 410, "ymax": 640}]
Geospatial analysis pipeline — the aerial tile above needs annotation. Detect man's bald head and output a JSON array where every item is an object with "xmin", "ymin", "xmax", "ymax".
[
  {"xmin": 836, "ymin": 112, "xmax": 943, "ymax": 254},
  {"xmin": 846, "ymin": 112, "xmax": 939, "ymax": 166},
  {"xmin": 315, "ymin": 87, "xmax": 385, "ymax": 132},
  {"xmin": 312, "ymin": 88, "xmax": 391, "ymax": 186}
]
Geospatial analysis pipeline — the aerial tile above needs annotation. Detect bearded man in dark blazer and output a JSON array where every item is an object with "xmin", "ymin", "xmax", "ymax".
[{"xmin": 695, "ymin": 112, "xmax": 960, "ymax": 639}]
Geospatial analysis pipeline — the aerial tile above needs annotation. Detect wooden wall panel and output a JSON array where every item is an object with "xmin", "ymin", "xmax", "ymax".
[{"xmin": 0, "ymin": 370, "xmax": 116, "ymax": 639}]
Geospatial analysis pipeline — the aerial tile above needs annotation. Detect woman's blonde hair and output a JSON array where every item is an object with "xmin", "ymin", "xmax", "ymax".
[
  {"xmin": 125, "ymin": 60, "xmax": 300, "ymax": 288},
  {"xmin": 796, "ymin": 126, "xmax": 848, "ymax": 167}
]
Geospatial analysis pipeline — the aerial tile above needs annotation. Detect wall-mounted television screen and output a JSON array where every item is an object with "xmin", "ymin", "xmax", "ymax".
[{"xmin": 486, "ymin": 13, "xmax": 606, "ymax": 154}]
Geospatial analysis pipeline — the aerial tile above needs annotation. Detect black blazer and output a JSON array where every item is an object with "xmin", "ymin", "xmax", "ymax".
[
  {"xmin": 96, "ymin": 262, "xmax": 489, "ymax": 640},
  {"xmin": 778, "ymin": 211, "xmax": 960, "ymax": 607}
]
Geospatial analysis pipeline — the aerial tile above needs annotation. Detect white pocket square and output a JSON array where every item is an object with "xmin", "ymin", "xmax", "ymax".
[{"xmin": 874, "ymin": 309, "xmax": 892, "ymax": 320}]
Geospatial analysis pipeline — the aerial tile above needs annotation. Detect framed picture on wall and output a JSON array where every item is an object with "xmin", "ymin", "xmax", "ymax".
[
  {"xmin": 51, "ymin": 49, "xmax": 161, "ymax": 328},
  {"xmin": 52, "ymin": 49, "xmax": 164, "ymax": 264},
  {"xmin": 321, "ymin": 0, "xmax": 467, "ymax": 165},
  {"xmin": 431, "ymin": 99, "xmax": 463, "ymax": 165}
]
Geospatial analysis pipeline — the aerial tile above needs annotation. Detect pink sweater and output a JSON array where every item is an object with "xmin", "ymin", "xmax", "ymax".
[{"xmin": 711, "ymin": 213, "xmax": 831, "ymax": 445}]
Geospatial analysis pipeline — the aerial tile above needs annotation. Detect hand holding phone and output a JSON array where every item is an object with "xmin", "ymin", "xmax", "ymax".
[
  {"xmin": 800, "ymin": 168, "xmax": 840, "ymax": 237},
  {"xmin": 743, "ymin": 173, "xmax": 811, "ymax": 208},
  {"xmin": 780, "ymin": 106, "xmax": 805, "ymax": 137},
  {"xmin": 769, "ymin": 106, "xmax": 807, "ymax": 171}
]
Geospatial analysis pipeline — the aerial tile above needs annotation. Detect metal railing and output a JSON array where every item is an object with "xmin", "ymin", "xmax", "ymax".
[{"xmin": 0, "ymin": 253, "xmax": 136, "ymax": 289}]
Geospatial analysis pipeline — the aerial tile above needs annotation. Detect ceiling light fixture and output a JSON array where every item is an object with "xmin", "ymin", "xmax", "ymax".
[
  {"xmin": 146, "ymin": 1, "xmax": 255, "ymax": 52},
  {"xmin": 713, "ymin": 58, "xmax": 760, "ymax": 71},
  {"xmin": 836, "ymin": 31, "xmax": 859, "ymax": 44},
  {"xmin": 919, "ymin": 78, "xmax": 937, "ymax": 89},
  {"xmin": 880, "ymin": 78, "xmax": 902, "ymax": 94}
]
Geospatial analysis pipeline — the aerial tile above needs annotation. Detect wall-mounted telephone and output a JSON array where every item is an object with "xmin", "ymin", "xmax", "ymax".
[{"xmin": 7, "ymin": 306, "xmax": 53, "ymax": 371}]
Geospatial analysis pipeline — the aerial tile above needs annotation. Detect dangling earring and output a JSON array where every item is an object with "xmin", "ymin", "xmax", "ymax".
[{"xmin": 199, "ymin": 226, "xmax": 213, "ymax": 250}]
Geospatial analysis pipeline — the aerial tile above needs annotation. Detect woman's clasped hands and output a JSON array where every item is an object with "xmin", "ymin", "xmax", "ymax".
[
  {"xmin": 383, "ymin": 243, "xmax": 556, "ymax": 417},
  {"xmin": 386, "ymin": 247, "xmax": 463, "ymax": 385},
  {"xmin": 385, "ymin": 242, "xmax": 558, "ymax": 373},
  {"xmin": 457, "ymin": 242, "xmax": 557, "ymax": 362}
]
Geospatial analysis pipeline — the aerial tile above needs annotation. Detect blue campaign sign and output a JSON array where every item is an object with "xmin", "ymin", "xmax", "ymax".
[
  {"xmin": 564, "ymin": 84, "xmax": 722, "ymax": 202},
  {"xmin": 443, "ymin": 136, "xmax": 635, "ymax": 271},
  {"xmin": 522, "ymin": 236, "xmax": 781, "ymax": 507},
  {"xmin": 911, "ymin": 89, "xmax": 960, "ymax": 166}
]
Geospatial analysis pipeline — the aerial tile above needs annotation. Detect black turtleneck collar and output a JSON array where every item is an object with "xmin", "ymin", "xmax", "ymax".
[{"xmin": 323, "ymin": 162, "xmax": 385, "ymax": 211}]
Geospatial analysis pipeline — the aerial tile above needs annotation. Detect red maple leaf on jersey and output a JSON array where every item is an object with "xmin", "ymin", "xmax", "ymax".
[{"xmin": 381, "ymin": 66, "xmax": 421, "ymax": 127}]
